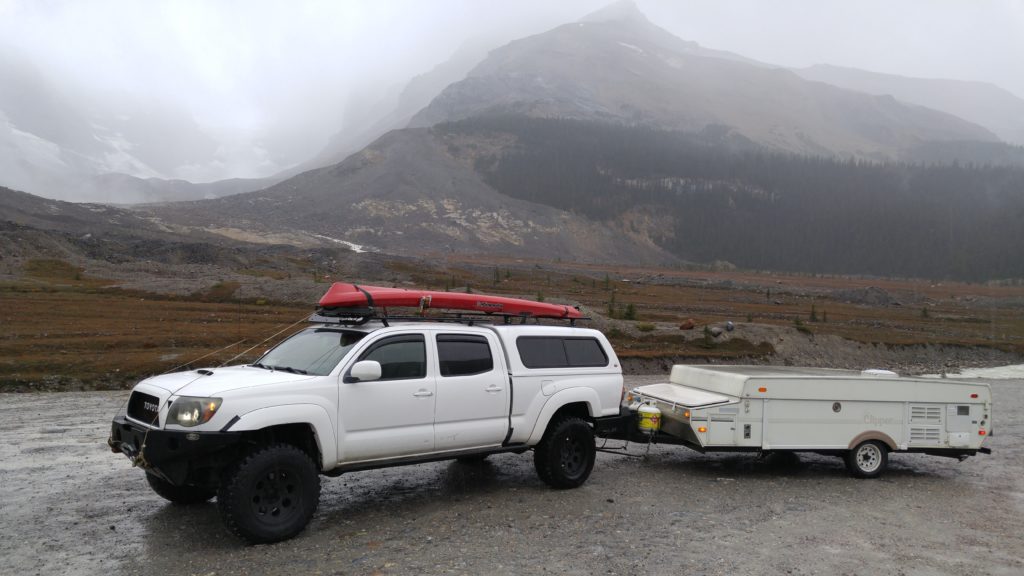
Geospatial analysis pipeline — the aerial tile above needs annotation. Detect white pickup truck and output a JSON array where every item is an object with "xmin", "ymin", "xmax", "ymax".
[{"xmin": 110, "ymin": 317, "xmax": 625, "ymax": 543}]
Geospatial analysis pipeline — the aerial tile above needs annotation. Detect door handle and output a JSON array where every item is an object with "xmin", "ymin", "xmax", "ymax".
[
  {"xmin": 413, "ymin": 390, "xmax": 434, "ymax": 397},
  {"xmin": 485, "ymin": 385, "xmax": 503, "ymax": 393}
]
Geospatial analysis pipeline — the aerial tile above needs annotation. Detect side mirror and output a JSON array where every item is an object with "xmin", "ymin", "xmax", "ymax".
[{"xmin": 347, "ymin": 360, "xmax": 382, "ymax": 383}]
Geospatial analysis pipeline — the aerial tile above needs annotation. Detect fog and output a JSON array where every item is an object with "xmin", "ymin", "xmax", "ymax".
[{"xmin": 1, "ymin": 0, "xmax": 1021, "ymax": 184}]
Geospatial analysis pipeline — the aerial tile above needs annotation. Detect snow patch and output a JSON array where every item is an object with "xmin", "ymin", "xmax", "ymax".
[
  {"xmin": 311, "ymin": 234, "xmax": 369, "ymax": 253},
  {"xmin": 617, "ymin": 42, "xmax": 644, "ymax": 54}
]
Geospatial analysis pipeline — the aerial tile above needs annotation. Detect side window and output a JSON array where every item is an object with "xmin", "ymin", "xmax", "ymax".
[
  {"xmin": 358, "ymin": 335, "xmax": 426, "ymax": 380},
  {"xmin": 517, "ymin": 336, "xmax": 609, "ymax": 369},
  {"xmin": 437, "ymin": 334, "xmax": 494, "ymax": 377},
  {"xmin": 564, "ymin": 338, "xmax": 608, "ymax": 367},
  {"xmin": 517, "ymin": 337, "xmax": 568, "ymax": 369}
]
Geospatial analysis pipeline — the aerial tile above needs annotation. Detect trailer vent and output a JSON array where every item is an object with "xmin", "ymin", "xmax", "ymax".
[
  {"xmin": 910, "ymin": 405, "xmax": 942, "ymax": 423},
  {"xmin": 910, "ymin": 427, "xmax": 941, "ymax": 445}
]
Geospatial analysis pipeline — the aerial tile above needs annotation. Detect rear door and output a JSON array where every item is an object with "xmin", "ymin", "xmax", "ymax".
[
  {"xmin": 433, "ymin": 331, "xmax": 509, "ymax": 450},
  {"xmin": 338, "ymin": 332, "xmax": 436, "ymax": 461}
]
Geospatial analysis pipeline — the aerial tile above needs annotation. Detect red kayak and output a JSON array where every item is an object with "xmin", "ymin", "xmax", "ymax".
[{"xmin": 318, "ymin": 282, "xmax": 583, "ymax": 319}]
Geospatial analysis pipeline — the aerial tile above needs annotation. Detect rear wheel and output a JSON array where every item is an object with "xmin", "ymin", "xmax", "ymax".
[
  {"xmin": 217, "ymin": 444, "xmax": 320, "ymax": 544},
  {"xmin": 845, "ymin": 440, "xmax": 888, "ymax": 478},
  {"xmin": 533, "ymin": 417, "xmax": 596, "ymax": 489},
  {"xmin": 145, "ymin": 472, "xmax": 215, "ymax": 505}
]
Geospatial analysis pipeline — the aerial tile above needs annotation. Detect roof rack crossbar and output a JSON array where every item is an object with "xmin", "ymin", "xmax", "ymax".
[{"xmin": 309, "ymin": 310, "xmax": 590, "ymax": 327}]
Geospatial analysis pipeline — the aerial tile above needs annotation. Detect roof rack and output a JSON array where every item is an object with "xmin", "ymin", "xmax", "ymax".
[{"xmin": 310, "ymin": 308, "xmax": 589, "ymax": 328}]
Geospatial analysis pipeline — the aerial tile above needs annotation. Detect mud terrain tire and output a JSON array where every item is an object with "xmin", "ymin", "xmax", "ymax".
[
  {"xmin": 533, "ymin": 417, "xmax": 596, "ymax": 489},
  {"xmin": 217, "ymin": 443, "xmax": 320, "ymax": 544}
]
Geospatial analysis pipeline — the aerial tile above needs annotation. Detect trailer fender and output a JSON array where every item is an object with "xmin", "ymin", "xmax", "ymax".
[
  {"xmin": 228, "ymin": 404, "xmax": 337, "ymax": 470},
  {"xmin": 848, "ymin": 431, "xmax": 897, "ymax": 451},
  {"xmin": 526, "ymin": 387, "xmax": 601, "ymax": 445}
]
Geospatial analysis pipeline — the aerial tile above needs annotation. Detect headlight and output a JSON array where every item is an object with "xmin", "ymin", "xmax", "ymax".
[{"xmin": 168, "ymin": 397, "xmax": 222, "ymax": 427}]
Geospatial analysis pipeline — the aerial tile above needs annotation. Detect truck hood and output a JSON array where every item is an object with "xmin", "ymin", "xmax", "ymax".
[{"xmin": 137, "ymin": 365, "xmax": 317, "ymax": 397}]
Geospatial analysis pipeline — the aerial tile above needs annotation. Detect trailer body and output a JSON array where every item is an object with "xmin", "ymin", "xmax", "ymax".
[{"xmin": 626, "ymin": 365, "xmax": 992, "ymax": 476}]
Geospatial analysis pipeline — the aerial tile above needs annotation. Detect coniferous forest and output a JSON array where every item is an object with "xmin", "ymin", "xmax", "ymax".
[{"xmin": 441, "ymin": 116, "xmax": 1024, "ymax": 281}]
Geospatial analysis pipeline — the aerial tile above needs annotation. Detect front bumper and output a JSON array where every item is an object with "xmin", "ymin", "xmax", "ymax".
[{"xmin": 109, "ymin": 414, "xmax": 244, "ymax": 486}]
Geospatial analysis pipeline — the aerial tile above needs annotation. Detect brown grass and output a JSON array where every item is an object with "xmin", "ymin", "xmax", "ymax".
[
  {"xmin": 4, "ymin": 256, "xmax": 1023, "ymax": 390},
  {"xmin": 0, "ymin": 284, "xmax": 307, "ymax": 391}
]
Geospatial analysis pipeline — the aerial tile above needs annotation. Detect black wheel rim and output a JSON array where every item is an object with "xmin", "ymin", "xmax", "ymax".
[
  {"xmin": 559, "ymin": 432, "xmax": 586, "ymax": 478},
  {"xmin": 250, "ymin": 466, "xmax": 301, "ymax": 525}
]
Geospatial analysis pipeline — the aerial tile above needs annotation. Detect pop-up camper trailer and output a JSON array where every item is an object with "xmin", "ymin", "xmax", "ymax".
[{"xmin": 624, "ymin": 365, "xmax": 992, "ymax": 477}]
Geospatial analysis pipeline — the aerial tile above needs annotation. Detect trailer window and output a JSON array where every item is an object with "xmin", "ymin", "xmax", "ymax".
[
  {"xmin": 516, "ymin": 337, "xmax": 608, "ymax": 369},
  {"xmin": 437, "ymin": 334, "xmax": 493, "ymax": 377}
]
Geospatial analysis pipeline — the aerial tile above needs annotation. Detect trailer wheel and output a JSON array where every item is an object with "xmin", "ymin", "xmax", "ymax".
[
  {"xmin": 846, "ymin": 440, "xmax": 888, "ymax": 478},
  {"xmin": 533, "ymin": 417, "xmax": 596, "ymax": 489},
  {"xmin": 217, "ymin": 444, "xmax": 321, "ymax": 544},
  {"xmin": 146, "ymin": 472, "xmax": 215, "ymax": 505}
]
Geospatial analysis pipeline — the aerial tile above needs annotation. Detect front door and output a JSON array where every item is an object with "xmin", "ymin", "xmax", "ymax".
[{"xmin": 339, "ymin": 333, "xmax": 435, "ymax": 461}]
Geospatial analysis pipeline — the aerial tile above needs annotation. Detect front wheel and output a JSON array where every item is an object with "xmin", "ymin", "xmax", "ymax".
[
  {"xmin": 533, "ymin": 417, "xmax": 596, "ymax": 489},
  {"xmin": 146, "ymin": 472, "xmax": 215, "ymax": 505},
  {"xmin": 217, "ymin": 444, "xmax": 321, "ymax": 544},
  {"xmin": 845, "ymin": 440, "xmax": 888, "ymax": 478}
]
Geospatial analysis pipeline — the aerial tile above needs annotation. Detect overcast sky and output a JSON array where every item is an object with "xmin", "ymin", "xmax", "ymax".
[{"xmin": 1, "ymin": 0, "xmax": 1021, "ymax": 180}]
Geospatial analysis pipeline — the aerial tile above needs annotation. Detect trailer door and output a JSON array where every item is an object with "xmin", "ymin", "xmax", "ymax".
[
  {"xmin": 946, "ymin": 403, "xmax": 980, "ymax": 448},
  {"xmin": 708, "ymin": 415, "xmax": 736, "ymax": 445}
]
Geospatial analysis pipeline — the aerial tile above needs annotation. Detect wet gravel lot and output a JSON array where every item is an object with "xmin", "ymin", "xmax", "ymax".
[{"xmin": 1, "ymin": 376, "xmax": 1021, "ymax": 576}]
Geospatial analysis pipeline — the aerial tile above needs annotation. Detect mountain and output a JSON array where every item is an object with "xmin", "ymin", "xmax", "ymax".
[
  {"xmin": 411, "ymin": 1, "xmax": 997, "ymax": 162},
  {"xmin": 299, "ymin": 40, "xmax": 494, "ymax": 174},
  {"xmin": 133, "ymin": 1, "xmax": 1024, "ymax": 280},
  {"xmin": 0, "ymin": 47, "xmax": 294, "ymax": 204},
  {"xmin": 795, "ymin": 64, "xmax": 1024, "ymax": 146},
  {"xmin": 0, "ymin": 49, "xmax": 234, "ymax": 203},
  {"xmin": 145, "ymin": 127, "xmax": 678, "ymax": 265},
  {"xmin": 80, "ymin": 173, "xmax": 284, "ymax": 205}
]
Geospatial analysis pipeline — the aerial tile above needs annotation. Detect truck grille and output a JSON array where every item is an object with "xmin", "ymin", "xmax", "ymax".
[{"xmin": 127, "ymin": 391, "xmax": 161, "ymax": 426}]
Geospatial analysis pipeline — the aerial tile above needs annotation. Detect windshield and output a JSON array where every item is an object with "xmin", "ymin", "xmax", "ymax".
[{"xmin": 254, "ymin": 328, "xmax": 366, "ymax": 376}]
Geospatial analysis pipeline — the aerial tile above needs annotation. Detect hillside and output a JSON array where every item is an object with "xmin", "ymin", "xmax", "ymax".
[
  {"xmin": 795, "ymin": 64, "xmax": 1024, "ymax": 146},
  {"xmin": 146, "ymin": 128, "xmax": 678, "ymax": 265},
  {"xmin": 453, "ymin": 116, "xmax": 1024, "ymax": 280}
]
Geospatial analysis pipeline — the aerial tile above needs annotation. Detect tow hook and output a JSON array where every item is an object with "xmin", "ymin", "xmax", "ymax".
[{"xmin": 108, "ymin": 437, "xmax": 122, "ymax": 454}]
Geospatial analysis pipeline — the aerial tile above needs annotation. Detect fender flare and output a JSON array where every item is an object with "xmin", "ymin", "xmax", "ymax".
[
  {"xmin": 848, "ymin": 430, "xmax": 897, "ymax": 451},
  {"xmin": 229, "ymin": 404, "xmax": 337, "ymax": 470},
  {"xmin": 526, "ymin": 387, "xmax": 601, "ymax": 445}
]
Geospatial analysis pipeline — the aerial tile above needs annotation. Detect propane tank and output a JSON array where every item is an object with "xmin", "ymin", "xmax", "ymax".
[{"xmin": 637, "ymin": 402, "xmax": 662, "ymax": 434}]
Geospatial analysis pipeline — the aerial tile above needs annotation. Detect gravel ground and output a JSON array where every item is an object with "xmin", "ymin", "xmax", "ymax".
[{"xmin": 0, "ymin": 376, "xmax": 1021, "ymax": 576}]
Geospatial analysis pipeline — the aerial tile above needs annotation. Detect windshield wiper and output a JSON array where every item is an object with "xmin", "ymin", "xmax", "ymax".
[
  {"xmin": 268, "ymin": 365, "xmax": 308, "ymax": 375},
  {"xmin": 251, "ymin": 362, "xmax": 271, "ymax": 370}
]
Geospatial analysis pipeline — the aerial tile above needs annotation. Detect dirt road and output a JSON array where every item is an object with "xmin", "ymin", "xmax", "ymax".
[{"xmin": 1, "ymin": 377, "xmax": 1021, "ymax": 576}]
